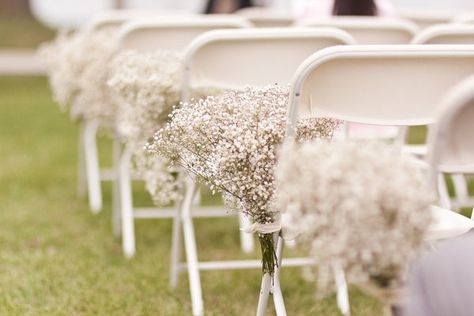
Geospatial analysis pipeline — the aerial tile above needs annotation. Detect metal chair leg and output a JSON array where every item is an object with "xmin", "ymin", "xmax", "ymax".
[
  {"xmin": 83, "ymin": 119, "xmax": 102, "ymax": 213},
  {"xmin": 273, "ymin": 233, "xmax": 287, "ymax": 316},
  {"xmin": 112, "ymin": 135, "xmax": 122, "ymax": 238},
  {"xmin": 438, "ymin": 173, "xmax": 452, "ymax": 209},
  {"xmin": 119, "ymin": 147, "xmax": 135, "ymax": 258},
  {"xmin": 181, "ymin": 178, "xmax": 204, "ymax": 316},
  {"xmin": 77, "ymin": 121, "xmax": 87, "ymax": 198},
  {"xmin": 170, "ymin": 194, "xmax": 183, "ymax": 288},
  {"xmin": 452, "ymin": 173, "xmax": 469, "ymax": 205},
  {"xmin": 334, "ymin": 264, "xmax": 350, "ymax": 316}
]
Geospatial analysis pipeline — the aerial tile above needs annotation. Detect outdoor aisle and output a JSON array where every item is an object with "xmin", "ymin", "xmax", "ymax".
[{"xmin": 0, "ymin": 77, "xmax": 377, "ymax": 315}]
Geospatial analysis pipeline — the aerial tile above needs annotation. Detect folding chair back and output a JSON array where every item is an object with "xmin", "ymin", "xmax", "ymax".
[
  {"xmin": 117, "ymin": 16, "xmax": 251, "ymax": 52},
  {"xmin": 182, "ymin": 27, "xmax": 355, "ymax": 99},
  {"xmin": 300, "ymin": 17, "xmax": 418, "ymax": 44},
  {"xmin": 112, "ymin": 15, "xmax": 250, "ymax": 258},
  {"xmin": 399, "ymin": 10, "xmax": 455, "ymax": 30},
  {"xmin": 453, "ymin": 12, "xmax": 474, "ymax": 24},
  {"xmin": 236, "ymin": 7, "xmax": 294, "ymax": 27},
  {"xmin": 85, "ymin": 10, "xmax": 173, "ymax": 33},
  {"xmin": 428, "ymin": 75, "xmax": 474, "ymax": 177},
  {"xmin": 413, "ymin": 24, "xmax": 474, "ymax": 44},
  {"xmin": 287, "ymin": 45, "xmax": 474, "ymax": 136},
  {"xmin": 180, "ymin": 27, "xmax": 355, "ymax": 316}
]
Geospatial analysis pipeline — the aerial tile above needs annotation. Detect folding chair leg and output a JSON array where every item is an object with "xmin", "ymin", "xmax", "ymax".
[
  {"xmin": 438, "ymin": 173, "xmax": 452, "ymax": 209},
  {"xmin": 334, "ymin": 264, "xmax": 350, "ymax": 316},
  {"xmin": 256, "ymin": 273, "xmax": 272, "ymax": 316},
  {"xmin": 182, "ymin": 179, "xmax": 204, "ymax": 316},
  {"xmin": 112, "ymin": 135, "xmax": 122, "ymax": 238},
  {"xmin": 256, "ymin": 232, "xmax": 287, "ymax": 316},
  {"xmin": 119, "ymin": 147, "xmax": 135, "ymax": 258},
  {"xmin": 77, "ymin": 121, "xmax": 87, "ymax": 198},
  {"xmin": 273, "ymin": 233, "xmax": 287, "ymax": 316},
  {"xmin": 170, "ymin": 197, "xmax": 183, "ymax": 288},
  {"xmin": 452, "ymin": 173, "xmax": 469, "ymax": 203},
  {"xmin": 83, "ymin": 119, "xmax": 102, "ymax": 213},
  {"xmin": 239, "ymin": 213, "xmax": 255, "ymax": 253}
]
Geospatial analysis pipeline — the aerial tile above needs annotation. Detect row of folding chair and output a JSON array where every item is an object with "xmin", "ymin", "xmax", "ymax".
[
  {"xmin": 178, "ymin": 43, "xmax": 474, "ymax": 315},
  {"xmin": 79, "ymin": 12, "xmax": 474, "ymax": 215},
  {"xmin": 279, "ymin": 51, "xmax": 474, "ymax": 315},
  {"xmin": 76, "ymin": 15, "xmax": 355, "ymax": 316},
  {"xmin": 72, "ymin": 12, "xmax": 474, "ymax": 315}
]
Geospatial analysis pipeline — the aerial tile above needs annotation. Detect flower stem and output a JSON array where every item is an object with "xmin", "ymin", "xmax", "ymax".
[{"xmin": 258, "ymin": 233, "xmax": 278, "ymax": 276}]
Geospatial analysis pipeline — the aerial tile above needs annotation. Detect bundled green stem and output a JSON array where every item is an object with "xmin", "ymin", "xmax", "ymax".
[{"xmin": 258, "ymin": 233, "xmax": 278, "ymax": 276}]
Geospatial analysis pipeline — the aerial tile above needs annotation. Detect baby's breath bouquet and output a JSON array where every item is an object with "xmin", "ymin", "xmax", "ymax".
[
  {"xmin": 276, "ymin": 141, "xmax": 434, "ymax": 296},
  {"xmin": 148, "ymin": 85, "xmax": 341, "ymax": 274},
  {"xmin": 107, "ymin": 50, "xmax": 184, "ymax": 205},
  {"xmin": 38, "ymin": 29, "xmax": 118, "ymax": 127}
]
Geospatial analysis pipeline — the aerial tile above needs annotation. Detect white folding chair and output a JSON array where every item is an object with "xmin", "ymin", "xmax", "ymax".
[
  {"xmin": 78, "ymin": 12, "xmax": 141, "ymax": 214},
  {"xmin": 410, "ymin": 25, "xmax": 474, "ymax": 210},
  {"xmin": 179, "ymin": 28, "xmax": 355, "ymax": 316},
  {"xmin": 299, "ymin": 17, "xmax": 418, "ymax": 44},
  {"xmin": 412, "ymin": 24, "xmax": 474, "ymax": 45},
  {"xmin": 113, "ymin": 15, "xmax": 251, "ymax": 258},
  {"xmin": 428, "ymin": 75, "xmax": 474, "ymax": 220},
  {"xmin": 284, "ymin": 45, "xmax": 474, "ymax": 313},
  {"xmin": 235, "ymin": 7, "xmax": 294, "ymax": 27},
  {"xmin": 399, "ymin": 9, "xmax": 456, "ymax": 30},
  {"xmin": 453, "ymin": 12, "xmax": 474, "ymax": 24},
  {"xmin": 78, "ymin": 11, "xmax": 199, "ymax": 214}
]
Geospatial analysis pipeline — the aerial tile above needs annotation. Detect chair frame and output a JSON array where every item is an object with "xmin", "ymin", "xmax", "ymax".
[
  {"xmin": 428, "ymin": 75, "xmax": 474, "ymax": 217},
  {"xmin": 284, "ymin": 44, "xmax": 474, "ymax": 315},
  {"xmin": 299, "ymin": 17, "xmax": 418, "ymax": 44},
  {"xmin": 112, "ymin": 16, "xmax": 252, "ymax": 258},
  {"xmin": 178, "ymin": 27, "xmax": 355, "ymax": 316},
  {"xmin": 411, "ymin": 25, "xmax": 474, "ymax": 210}
]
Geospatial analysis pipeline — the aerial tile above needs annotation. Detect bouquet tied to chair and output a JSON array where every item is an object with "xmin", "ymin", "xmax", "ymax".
[{"xmin": 147, "ymin": 85, "xmax": 341, "ymax": 275}]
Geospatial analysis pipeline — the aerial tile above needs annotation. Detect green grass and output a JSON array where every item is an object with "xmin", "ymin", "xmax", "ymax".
[{"xmin": 0, "ymin": 76, "xmax": 384, "ymax": 315}]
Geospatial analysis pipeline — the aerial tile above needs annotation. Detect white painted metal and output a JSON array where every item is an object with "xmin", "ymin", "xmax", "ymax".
[
  {"xmin": 118, "ymin": 146, "xmax": 135, "ymax": 257},
  {"xmin": 82, "ymin": 119, "xmax": 103, "ymax": 213},
  {"xmin": 112, "ymin": 135, "xmax": 122, "ymax": 237}
]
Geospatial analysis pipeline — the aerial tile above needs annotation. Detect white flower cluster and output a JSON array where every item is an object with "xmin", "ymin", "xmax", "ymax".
[
  {"xmin": 149, "ymin": 85, "xmax": 341, "ymax": 226},
  {"xmin": 38, "ymin": 29, "xmax": 118, "ymax": 126},
  {"xmin": 107, "ymin": 50, "xmax": 184, "ymax": 206},
  {"xmin": 276, "ymin": 141, "xmax": 434, "ymax": 289}
]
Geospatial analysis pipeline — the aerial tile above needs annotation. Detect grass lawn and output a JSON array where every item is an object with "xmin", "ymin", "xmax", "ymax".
[{"xmin": 0, "ymin": 76, "xmax": 383, "ymax": 315}]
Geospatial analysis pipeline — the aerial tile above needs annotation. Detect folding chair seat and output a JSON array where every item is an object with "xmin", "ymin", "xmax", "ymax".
[
  {"xmin": 178, "ymin": 27, "xmax": 355, "ymax": 316},
  {"xmin": 112, "ymin": 15, "xmax": 251, "ymax": 258},
  {"xmin": 282, "ymin": 45, "xmax": 474, "ymax": 313}
]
